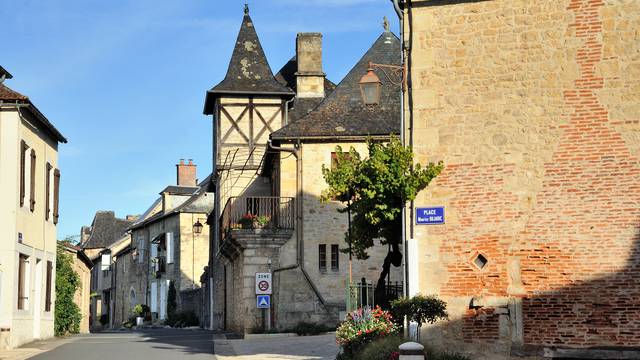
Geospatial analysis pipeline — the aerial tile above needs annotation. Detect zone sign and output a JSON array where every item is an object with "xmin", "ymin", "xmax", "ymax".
[{"xmin": 255, "ymin": 272, "xmax": 272, "ymax": 295}]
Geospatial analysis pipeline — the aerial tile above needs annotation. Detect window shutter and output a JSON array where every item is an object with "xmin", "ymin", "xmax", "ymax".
[
  {"xmin": 151, "ymin": 243, "xmax": 158, "ymax": 259},
  {"xmin": 166, "ymin": 232, "xmax": 173, "ymax": 264},
  {"xmin": 45, "ymin": 261, "xmax": 53, "ymax": 311},
  {"xmin": 20, "ymin": 141, "xmax": 27, "ymax": 207},
  {"xmin": 150, "ymin": 281, "xmax": 158, "ymax": 313},
  {"xmin": 45, "ymin": 163, "xmax": 52, "ymax": 221},
  {"xmin": 53, "ymin": 169, "xmax": 60, "ymax": 224},
  {"xmin": 319, "ymin": 244, "xmax": 327, "ymax": 272},
  {"xmin": 29, "ymin": 149, "xmax": 36, "ymax": 212}
]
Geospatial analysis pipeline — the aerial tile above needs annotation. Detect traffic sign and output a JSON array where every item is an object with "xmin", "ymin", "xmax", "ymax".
[
  {"xmin": 257, "ymin": 295, "xmax": 270, "ymax": 309},
  {"xmin": 255, "ymin": 272, "xmax": 272, "ymax": 295}
]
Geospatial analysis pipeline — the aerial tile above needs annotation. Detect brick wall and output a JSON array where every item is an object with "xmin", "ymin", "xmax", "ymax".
[{"xmin": 408, "ymin": 0, "xmax": 639, "ymax": 357}]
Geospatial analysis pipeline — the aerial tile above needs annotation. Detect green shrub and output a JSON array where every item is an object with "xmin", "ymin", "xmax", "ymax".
[
  {"xmin": 167, "ymin": 310, "xmax": 199, "ymax": 328},
  {"xmin": 288, "ymin": 322, "xmax": 335, "ymax": 336},
  {"xmin": 166, "ymin": 281, "xmax": 177, "ymax": 324},
  {"xmin": 133, "ymin": 304, "xmax": 149, "ymax": 317},
  {"xmin": 54, "ymin": 247, "xmax": 81, "ymax": 336},
  {"xmin": 353, "ymin": 335, "xmax": 404, "ymax": 360},
  {"xmin": 390, "ymin": 295, "xmax": 448, "ymax": 331}
]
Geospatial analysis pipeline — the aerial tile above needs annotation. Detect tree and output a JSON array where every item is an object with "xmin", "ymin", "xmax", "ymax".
[
  {"xmin": 322, "ymin": 137, "xmax": 443, "ymax": 306},
  {"xmin": 54, "ymin": 246, "xmax": 81, "ymax": 336},
  {"xmin": 166, "ymin": 281, "xmax": 177, "ymax": 325}
]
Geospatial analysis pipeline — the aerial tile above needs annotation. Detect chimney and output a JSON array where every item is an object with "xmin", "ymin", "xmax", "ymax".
[
  {"xmin": 176, "ymin": 159, "xmax": 197, "ymax": 187},
  {"xmin": 296, "ymin": 33, "xmax": 325, "ymax": 98}
]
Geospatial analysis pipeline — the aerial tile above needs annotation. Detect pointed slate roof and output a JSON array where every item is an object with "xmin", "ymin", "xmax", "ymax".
[
  {"xmin": 204, "ymin": 7, "xmax": 293, "ymax": 114},
  {"xmin": 81, "ymin": 211, "xmax": 134, "ymax": 249},
  {"xmin": 271, "ymin": 31, "xmax": 401, "ymax": 140}
]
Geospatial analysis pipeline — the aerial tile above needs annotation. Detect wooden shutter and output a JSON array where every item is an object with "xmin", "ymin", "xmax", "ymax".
[
  {"xmin": 53, "ymin": 169, "xmax": 60, "ymax": 224},
  {"xmin": 166, "ymin": 232, "xmax": 174, "ymax": 264},
  {"xmin": 45, "ymin": 261, "xmax": 53, "ymax": 311},
  {"xmin": 17, "ymin": 255, "xmax": 26, "ymax": 310},
  {"xmin": 45, "ymin": 163, "xmax": 52, "ymax": 220},
  {"xmin": 29, "ymin": 149, "xmax": 36, "ymax": 211},
  {"xmin": 20, "ymin": 141, "xmax": 27, "ymax": 207}
]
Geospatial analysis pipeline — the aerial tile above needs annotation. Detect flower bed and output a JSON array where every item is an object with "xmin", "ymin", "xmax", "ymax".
[{"xmin": 336, "ymin": 306, "xmax": 397, "ymax": 357}]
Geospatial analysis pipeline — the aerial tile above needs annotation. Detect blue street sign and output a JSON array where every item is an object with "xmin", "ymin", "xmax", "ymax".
[
  {"xmin": 416, "ymin": 207, "xmax": 445, "ymax": 225},
  {"xmin": 257, "ymin": 295, "xmax": 270, "ymax": 309}
]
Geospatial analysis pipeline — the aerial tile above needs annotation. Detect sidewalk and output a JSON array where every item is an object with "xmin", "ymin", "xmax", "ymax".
[
  {"xmin": 214, "ymin": 333, "xmax": 338, "ymax": 360},
  {"xmin": 0, "ymin": 336, "xmax": 79, "ymax": 360}
]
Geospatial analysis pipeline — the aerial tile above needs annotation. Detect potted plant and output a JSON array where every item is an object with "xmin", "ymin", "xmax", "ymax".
[
  {"xmin": 238, "ymin": 213, "xmax": 256, "ymax": 229},
  {"xmin": 255, "ymin": 215, "xmax": 271, "ymax": 229},
  {"xmin": 133, "ymin": 304, "xmax": 149, "ymax": 326}
]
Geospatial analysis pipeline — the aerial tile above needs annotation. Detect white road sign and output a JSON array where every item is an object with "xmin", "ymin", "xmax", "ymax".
[{"xmin": 255, "ymin": 272, "xmax": 272, "ymax": 295}]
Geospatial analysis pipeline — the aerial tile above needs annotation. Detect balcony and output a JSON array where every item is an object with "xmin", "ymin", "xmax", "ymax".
[{"xmin": 219, "ymin": 196, "xmax": 295, "ymax": 257}]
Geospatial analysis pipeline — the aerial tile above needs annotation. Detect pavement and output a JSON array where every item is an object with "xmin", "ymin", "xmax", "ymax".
[
  {"xmin": 213, "ymin": 333, "xmax": 338, "ymax": 360},
  {"xmin": 1, "ymin": 329, "xmax": 338, "ymax": 360},
  {"xmin": 14, "ymin": 329, "xmax": 216, "ymax": 360}
]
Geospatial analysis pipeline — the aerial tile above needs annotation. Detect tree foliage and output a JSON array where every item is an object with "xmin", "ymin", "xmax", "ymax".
[
  {"xmin": 54, "ymin": 246, "xmax": 81, "ymax": 336},
  {"xmin": 322, "ymin": 138, "xmax": 443, "ymax": 304},
  {"xmin": 322, "ymin": 137, "xmax": 443, "ymax": 259},
  {"xmin": 166, "ymin": 281, "xmax": 177, "ymax": 324}
]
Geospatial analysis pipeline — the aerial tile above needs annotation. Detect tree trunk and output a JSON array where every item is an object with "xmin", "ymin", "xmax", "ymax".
[{"xmin": 374, "ymin": 241, "xmax": 402, "ymax": 309}]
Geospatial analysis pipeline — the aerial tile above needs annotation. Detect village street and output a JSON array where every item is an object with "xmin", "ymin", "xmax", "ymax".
[{"xmin": 9, "ymin": 329, "xmax": 337, "ymax": 360}]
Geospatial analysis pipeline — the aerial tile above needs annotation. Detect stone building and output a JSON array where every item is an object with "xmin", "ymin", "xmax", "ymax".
[
  {"xmin": 128, "ymin": 161, "xmax": 212, "ymax": 325},
  {"xmin": 401, "ymin": 0, "xmax": 640, "ymax": 359},
  {"xmin": 204, "ymin": 7, "xmax": 403, "ymax": 333},
  {"xmin": 81, "ymin": 211, "xmax": 134, "ymax": 330},
  {"xmin": 59, "ymin": 244, "xmax": 92, "ymax": 334},
  {"xmin": 0, "ymin": 66, "xmax": 66, "ymax": 349}
]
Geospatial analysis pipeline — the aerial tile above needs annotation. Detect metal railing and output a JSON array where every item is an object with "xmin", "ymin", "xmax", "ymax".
[
  {"xmin": 346, "ymin": 278, "xmax": 404, "ymax": 312},
  {"xmin": 220, "ymin": 196, "xmax": 295, "ymax": 244}
]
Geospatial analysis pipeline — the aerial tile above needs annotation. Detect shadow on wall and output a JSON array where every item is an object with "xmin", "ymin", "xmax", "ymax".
[{"xmin": 418, "ymin": 205, "xmax": 640, "ymax": 359}]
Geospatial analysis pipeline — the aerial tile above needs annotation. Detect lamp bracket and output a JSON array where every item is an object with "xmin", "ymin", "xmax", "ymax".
[{"xmin": 368, "ymin": 62, "xmax": 405, "ymax": 87}]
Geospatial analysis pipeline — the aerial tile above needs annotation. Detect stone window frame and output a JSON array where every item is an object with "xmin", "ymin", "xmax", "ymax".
[{"xmin": 469, "ymin": 251, "xmax": 489, "ymax": 271}]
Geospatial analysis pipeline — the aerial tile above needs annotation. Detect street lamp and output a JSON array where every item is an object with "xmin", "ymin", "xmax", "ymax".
[
  {"xmin": 359, "ymin": 66, "xmax": 382, "ymax": 105},
  {"xmin": 193, "ymin": 220, "xmax": 204, "ymax": 235},
  {"xmin": 358, "ymin": 62, "xmax": 405, "ymax": 105}
]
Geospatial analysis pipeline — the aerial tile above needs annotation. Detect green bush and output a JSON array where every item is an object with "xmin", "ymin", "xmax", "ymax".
[
  {"xmin": 288, "ymin": 322, "xmax": 335, "ymax": 336},
  {"xmin": 133, "ymin": 304, "xmax": 149, "ymax": 317},
  {"xmin": 390, "ymin": 295, "xmax": 448, "ymax": 330},
  {"xmin": 54, "ymin": 247, "xmax": 82, "ymax": 336},
  {"xmin": 167, "ymin": 310, "xmax": 199, "ymax": 328},
  {"xmin": 166, "ymin": 281, "xmax": 177, "ymax": 324},
  {"xmin": 353, "ymin": 335, "xmax": 404, "ymax": 360}
]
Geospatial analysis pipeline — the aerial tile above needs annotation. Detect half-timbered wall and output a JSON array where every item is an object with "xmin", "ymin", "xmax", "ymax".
[{"xmin": 216, "ymin": 96, "xmax": 285, "ymax": 207}]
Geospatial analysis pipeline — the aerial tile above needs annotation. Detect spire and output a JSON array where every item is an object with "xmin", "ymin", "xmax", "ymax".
[
  {"xmin": 204, "ymin": 8, "xmax": 294, "ymax": 114},
  {"xmin": 244, "ymin": 3, "xmax": 249, "ymax": 15}
]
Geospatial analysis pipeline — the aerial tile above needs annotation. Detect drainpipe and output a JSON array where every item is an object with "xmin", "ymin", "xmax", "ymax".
[{"xmin": 267, "ymin": 140, "xmax": 327, "ymax": 309}]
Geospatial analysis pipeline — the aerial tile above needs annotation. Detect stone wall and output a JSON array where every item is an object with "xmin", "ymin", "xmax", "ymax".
[
  {"xmin": 407, "ymin": 0, "xmax": 640, "ymax": 358},
  {"xmin": 280, "ymin": 141, "xmax": 404, "ymax": 304}
]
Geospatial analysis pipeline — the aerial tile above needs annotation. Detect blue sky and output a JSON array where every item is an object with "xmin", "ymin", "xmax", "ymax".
[{"xmin": 1, "ymin": 0, "xmax": 399, "ymax": 239}]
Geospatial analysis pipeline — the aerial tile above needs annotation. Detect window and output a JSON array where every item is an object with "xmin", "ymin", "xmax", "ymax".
[
  {"xmin": 130, "ymin": 288, "xmax": 136, "ymax": 306},
  {"xmin": 137, "ymin": 234, "xmax": 146, "ymax": 264},
  {"xmin": 53, "ymin": 169, "xmax": 60, "ymax": 224},
  {"xmin": 319, "ymin": 244, "xmax": 327, "ymax": 272},
  {"xmin": 29, "ymin": 149, "xmax": 36, "ymax": 212},
  {"xmin": 472, "ymin": 253, "xmax": 488, "ymax": 270},
  {"xmin": 17, "ymin": 254, "xmax": 29, "ymax": 310},
  {"xmin": 19, "ymin": 141, "xmax": 28, "ymax": 207},
  {"xmin": 330, "ymin": 152, "xmax": 352, "ymax": 170},
  {"xmin": 331, "ymin": 244, "xmax": 339, "ymax": 271},
  {"xmin": 45, "ymin": 163, "xmax": 52, "ymax": 221},
  {"xmin": 45, "ymin": 261, "xmax": 53, "ymax": 311}
]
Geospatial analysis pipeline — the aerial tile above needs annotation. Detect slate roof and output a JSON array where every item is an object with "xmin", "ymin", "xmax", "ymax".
[
  {"xmin": 204, "ymin": 8, "xmax": 293, "ymax": 114},
  {"xmin": 274, "ymin": 57, "xmax": 337, "ymax": 122},
  {"xmin": 160, "ymin": 186, "xmax": 199, "ymax": 196},
  {"xmin": 0, "ymin": 69, "xmax": 67, "ymax": 144},
  {"xmin": 271, "ymin": 31, "xmax": 401, "ymax": 140},
  {"xmin": 129, "ymin": 174, "xmax": 214, "ymax": 231},
  {"xmin": 81, "ymin": 211, "xmax": 134, "ymax": 249},
  {"xmin": 0, "ymin": 65, "xmax": 12, "ymax": 80}
]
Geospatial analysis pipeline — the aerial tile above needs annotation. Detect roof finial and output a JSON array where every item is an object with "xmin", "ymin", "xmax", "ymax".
[
  {"xmin": 244, "ymin": 3, "xmax": 249, "ymax": 15},
  {"xmin": 383, "ymin": 16, "xmax": 390, "ymax": 32}
]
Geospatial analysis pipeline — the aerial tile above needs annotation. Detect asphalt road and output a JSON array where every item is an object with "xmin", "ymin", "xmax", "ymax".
[{"xmin": 29, "ymin": 329, "xmax": 216, "ymax": 360}]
